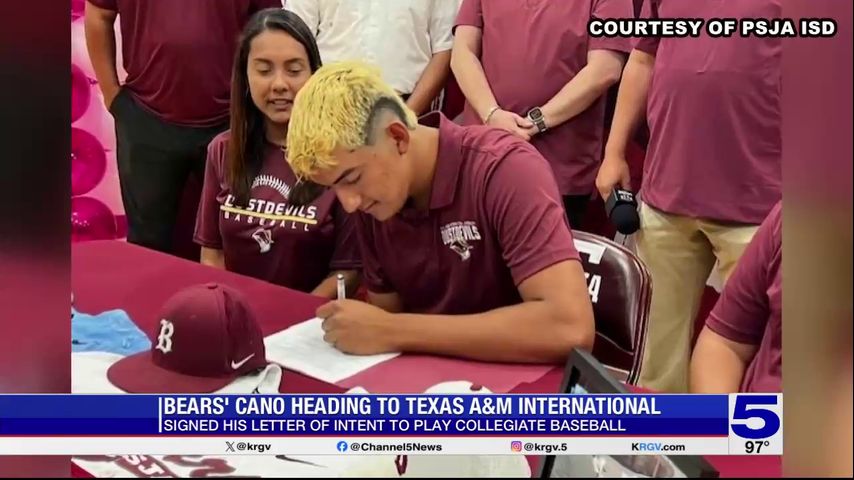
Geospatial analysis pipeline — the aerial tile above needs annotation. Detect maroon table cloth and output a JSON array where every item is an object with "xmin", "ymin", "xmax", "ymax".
[{"xmin": 71, "ymin": 240, "xmax": 780, "ymax": 478}]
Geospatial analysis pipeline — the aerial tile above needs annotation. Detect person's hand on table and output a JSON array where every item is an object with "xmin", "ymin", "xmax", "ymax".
[{"xmin": 317, "ymin": 299, "xmax": 399, "ymax": 355}]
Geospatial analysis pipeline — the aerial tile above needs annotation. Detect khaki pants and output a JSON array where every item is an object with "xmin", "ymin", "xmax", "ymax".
[{"xmin": 636, "ymin": 203, "xmax": 759, "ymax": 392}]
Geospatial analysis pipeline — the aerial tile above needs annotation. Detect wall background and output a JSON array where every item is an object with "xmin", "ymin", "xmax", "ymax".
[{"xmin": 71, "ymin": 0, "xmax": 126, "ymax": 242}]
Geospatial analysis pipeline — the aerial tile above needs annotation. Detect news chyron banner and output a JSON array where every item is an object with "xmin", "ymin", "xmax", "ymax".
[{"xmin": 0, "ymin": 394, "xmax": 781, "ymax": 456}]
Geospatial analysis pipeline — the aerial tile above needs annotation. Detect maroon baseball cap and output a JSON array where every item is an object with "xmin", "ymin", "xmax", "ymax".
[{"xmin": 107, "ymin": 283, "xmax": 268, "ymax": 393}]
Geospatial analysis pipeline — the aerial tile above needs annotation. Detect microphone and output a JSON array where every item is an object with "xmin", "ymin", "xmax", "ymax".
[{"xmin": 605, "ymin": 188, "xmax": 640, "ymax": 235}]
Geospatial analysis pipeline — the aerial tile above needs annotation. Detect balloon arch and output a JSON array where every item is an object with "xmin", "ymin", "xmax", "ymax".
[{"xmin": 71, "ymin": 2, "xmax": 125, "ymax": 242}]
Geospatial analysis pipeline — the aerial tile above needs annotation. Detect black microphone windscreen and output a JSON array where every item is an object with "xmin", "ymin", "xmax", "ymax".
[{"xmin": 611, "ymin": 204, "xmax": 640, "ymax": 235}]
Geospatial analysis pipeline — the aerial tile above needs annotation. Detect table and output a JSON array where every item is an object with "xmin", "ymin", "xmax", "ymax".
[{"xmin": 72, "ymin": 240, "xmax": 781, "ymax": 477}]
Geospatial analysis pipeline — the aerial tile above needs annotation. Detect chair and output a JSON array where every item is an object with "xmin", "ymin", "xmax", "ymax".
[{"xmin": 573, "ymin": 231, "xmax": 652, "ymax": 385}]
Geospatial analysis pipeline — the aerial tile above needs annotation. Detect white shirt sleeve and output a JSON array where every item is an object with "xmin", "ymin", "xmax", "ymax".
[
  {"xmin": 429, "ymin": 0, "xmax": 462, "ymax": 53},
  {"xmin": 284, "ymin": 0, "xmax": 321, "ymax": 34}
]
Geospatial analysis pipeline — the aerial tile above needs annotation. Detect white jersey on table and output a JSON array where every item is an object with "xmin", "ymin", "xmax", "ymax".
[
  {"xmin": 400, "ymin": 381, "xmax": 531, "ymax": 478},
  {"xmin": 74, "ymin": 453, "xmax": 404, "ymax": 478}
]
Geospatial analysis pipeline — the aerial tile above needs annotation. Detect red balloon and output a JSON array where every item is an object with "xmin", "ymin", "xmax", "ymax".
[
  {"xmin": 71, "ymin": 64, "xmax": 92, "ymax": 123},
  {"xmin": 71, "ymin": 128, "xmax": 107, "ymax": 196},
  {"xmin": 71, "ymin": 197, "xmax": 118, "ymax": 242},
  {"xmin": 71, "ymin": 0, "xmax": 86, "ymax": 21}
]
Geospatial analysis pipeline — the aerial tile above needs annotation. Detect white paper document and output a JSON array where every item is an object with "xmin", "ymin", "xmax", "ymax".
[{"xmin": 264, "ymin": 317, "xmax": 400, "ymax": 383}]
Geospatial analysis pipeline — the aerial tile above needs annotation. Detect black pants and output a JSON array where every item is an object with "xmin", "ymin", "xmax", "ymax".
[
  {"xmin": 110, "ymin": 89, "xmax": 227, "ymax": 254},
  {"xmin": 563, "ymin": 194, "xmax": 590, "ymax": 231}
]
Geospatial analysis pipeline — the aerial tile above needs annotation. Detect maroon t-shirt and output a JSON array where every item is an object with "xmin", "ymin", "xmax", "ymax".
[
  {"xmin": 705, "ymin": 202, "xmax": 782, "ymax": 393},
  {"xmin": 194, "ymin": 131, "xmax": 361, "ymax": 293},
  {"xmin": 455, "ymin": 0, "xmax": 633, "ymax": 196},
  {"xmin": 635, "ymin": 0, "xmax": 782, "ymax": 224},
  {"xmin": 88, "ymin": 0, "xmax": 281, "ymax": 126},
  {"xmin": 356, "ymin": 113, "xmax": 580, "ymax": 314}
]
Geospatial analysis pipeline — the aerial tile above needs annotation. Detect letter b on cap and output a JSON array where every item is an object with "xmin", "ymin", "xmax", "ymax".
[{"xmin": 156, "ymin": 319, "xmax": 175, "ymax": 354}]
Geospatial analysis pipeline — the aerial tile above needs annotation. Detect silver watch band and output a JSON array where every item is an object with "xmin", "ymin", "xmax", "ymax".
[{"xmin": 529, "ymin": 112, "xmax": 547, "ymax": 133}]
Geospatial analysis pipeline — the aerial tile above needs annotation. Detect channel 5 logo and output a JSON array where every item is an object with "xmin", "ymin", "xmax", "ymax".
[{"xmin": 729, "ymin": 394, "xmax": 782, "ymax": 439}]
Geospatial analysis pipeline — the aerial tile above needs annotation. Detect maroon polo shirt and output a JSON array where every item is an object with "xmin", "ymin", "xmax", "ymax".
[
  {"xmin": 88, "ymin": 0, "xmax": 281, "ymax": 126},
  {"xmin": 356, "ymin": 112, "xmax": 580, "ymax": 314},
  {"xmin": 705, "ymin": 202, "xmax": 782, "ymax": 393},
  {"xmin": 455, "ymin": 0, "xmax": 633, "ymax": 196},
  {"xmin": 194, "ymin": 131, "xmax": 361, "ymax": 293},
  {"xmin": 635, "ymin": 0, "xmax": 782, "ymax": 224}
]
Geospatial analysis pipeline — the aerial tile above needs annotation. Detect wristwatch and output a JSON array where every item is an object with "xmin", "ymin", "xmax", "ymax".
[{"xmin": 527, "ymin": 107, "xmax": 548, "ymax": 134}]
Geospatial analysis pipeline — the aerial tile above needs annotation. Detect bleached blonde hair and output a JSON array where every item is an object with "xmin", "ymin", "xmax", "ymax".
[{"xmin": 286, "ymin": 61, "xmax": 418, "ymax": 179}]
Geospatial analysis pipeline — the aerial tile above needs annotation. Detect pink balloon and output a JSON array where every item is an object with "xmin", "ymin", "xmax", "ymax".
[
  {"xmin": 71, "ymin": 128, "xmax": 107, "ymax": 196},
  {"xmin": 71, "ymin": 0, "xmax": 86, "ymax": 21},
  {"xmin": 71, "ymin": 197, "xmax": 118, "ymax": 242},
  {"xmin": 71, "ymin": 64, "xmax": 92, "ymax": 123}
]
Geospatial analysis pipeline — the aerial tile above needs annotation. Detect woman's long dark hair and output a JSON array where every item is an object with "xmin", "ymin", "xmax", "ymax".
[{"xmin": 227, "ymin": 8, "xmax": 322, "ymax": 206}]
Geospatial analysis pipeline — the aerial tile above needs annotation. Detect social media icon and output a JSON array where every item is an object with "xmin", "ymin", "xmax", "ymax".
[
  {"xmin": 511, "ymin": 441, "xmax": 522, "ymax": 452},
  {"xmin": 337, "ymin": 441, "xmax": 348, "ymax": 452}
]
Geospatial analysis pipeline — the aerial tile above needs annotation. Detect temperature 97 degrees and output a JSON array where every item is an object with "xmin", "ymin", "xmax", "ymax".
[{"xmin": 745, "ymin": 440, "xmax": 771, "ymax": 454}]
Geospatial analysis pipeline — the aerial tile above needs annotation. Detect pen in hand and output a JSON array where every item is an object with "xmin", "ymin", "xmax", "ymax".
[{"xmin": 337, "ymin": 273, "xmax": 346, "ymax": 301}]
